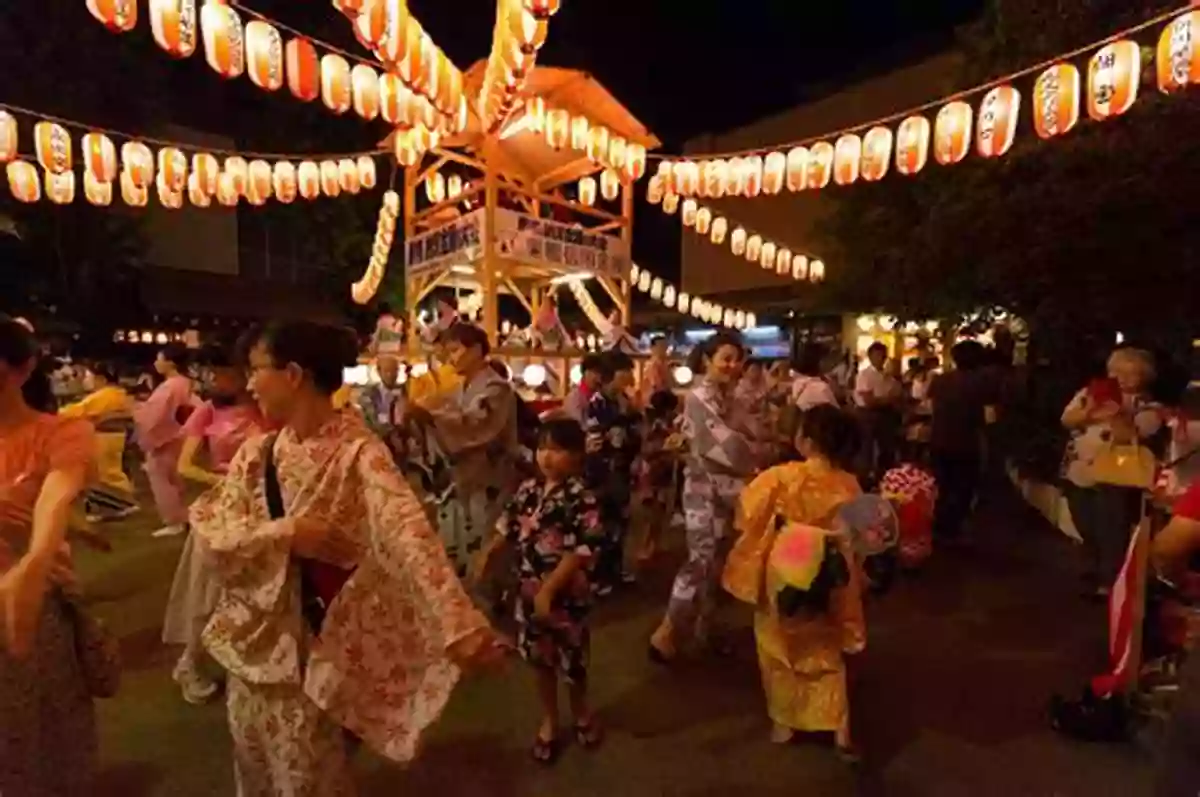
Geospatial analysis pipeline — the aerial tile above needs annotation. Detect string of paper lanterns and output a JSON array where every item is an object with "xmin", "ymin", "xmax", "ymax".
[
  {"xmin": 647, "ymin": 7, "xmax": 1195, "ymax": 200},
  {"xmin": 352, "ymin": 189, "xmax": 400, "ymax": 304},
  {"xmin": 0, "ymin": 108, "xmax": 382, "ymax": 208},
  {"xmin": 629, "ymin": 263, "xmax": 757, "ymax": 330},
  {"xmin": 648, "ymin": 184, "xmax": 827, "ymax": 286},
  {"xmin": 477, "ymin": 0, "xmax": 562, "ymax": 135}
]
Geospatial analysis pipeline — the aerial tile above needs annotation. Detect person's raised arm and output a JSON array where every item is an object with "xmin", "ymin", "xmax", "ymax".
[{"xmin": 177, "ymin": 435, "xmax": 221, "ymax": 486}]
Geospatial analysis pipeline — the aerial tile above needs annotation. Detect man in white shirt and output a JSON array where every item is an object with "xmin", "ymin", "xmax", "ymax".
[{"xmin": 854, "ymin": 342, "xmax": 902, "ymax": 478}]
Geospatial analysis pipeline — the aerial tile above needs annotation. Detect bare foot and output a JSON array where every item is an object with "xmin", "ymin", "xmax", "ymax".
[{"xmin": 770, "ymin": 723, "xmax": 795, "ymax": 744}]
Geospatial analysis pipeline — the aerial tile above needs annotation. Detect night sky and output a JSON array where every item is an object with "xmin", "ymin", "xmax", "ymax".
[{"xmin": 5, "ymin": 0, "xmax": 985, "ymax": 284}]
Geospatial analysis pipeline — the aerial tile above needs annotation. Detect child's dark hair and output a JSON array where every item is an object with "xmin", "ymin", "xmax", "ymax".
[
  {"xmin": 580, "ymin": 353, "xmax": 605, "ymax": 374},
  {"xmin": 599, "ymin": 350, "xmax": 633, "ymax": 382},
  {"xmin": 537, "ymin": 417, "xmax": 586, "ymax": 456},
  {"xmin": 648, "ymin": 389, "xmax": 679, "ymax": 417},
  {"xmin": 89, "ymin": 361, "xmax": 119, "ymax": 384},
  {"xmin": 0, "ymin": 315, "xmax": 54, "ymax": 412},
  {"xmin": 799, "ymin": 404, "xmax": 862, "ymax": 472},
  {"xmin": 445, "ymin": 322, "xmax": 490, "ymax": 356},
  {"xmin": 250, "ymin": 321, "xmax": 359, "ymax": 396}
]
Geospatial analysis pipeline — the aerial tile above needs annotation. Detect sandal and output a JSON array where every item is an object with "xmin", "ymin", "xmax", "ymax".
[
  {"xmin": 574, "ymin": 718, "xmax": 604, "ymax": 750},
  {"xmin": 836, "ymin": 744, "xmax": 862, "ymax": 767},
  {"xmin": 647, "ymin": 643, "xmax": 674, "ymax": 665},
  {"xmin": 530, "ymin": 732, "xmax": 560, "ymax": 765}
]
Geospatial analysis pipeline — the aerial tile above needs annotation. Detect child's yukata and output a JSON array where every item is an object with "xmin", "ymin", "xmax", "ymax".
[
  {"xmin": 638, "ymin": 412, "xmax": 678, "ymax": 514},
  {"xmin": 583, "ymin": 390, "xmax": 642, "ymax": 583},
  {"xmin": 879, "ymin": 464, "xmax": 938, "ymax": 569},
  {"xmin": 501, "ymin": 476, "xmax": 605, "ymax": 683}
]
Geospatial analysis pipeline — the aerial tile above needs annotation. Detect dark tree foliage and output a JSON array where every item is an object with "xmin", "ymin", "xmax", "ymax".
[{"xmin": 818, "ymin": 0, "xmax": 1200, "ymax": 349}]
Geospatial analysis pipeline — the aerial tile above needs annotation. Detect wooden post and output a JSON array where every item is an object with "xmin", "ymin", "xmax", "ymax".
[
  {"xmin": 619, "ymin": 178, "xmax": 634, "ymax": 325},
  {"xmin": 482, "ymin": 170, "xmax": 500, "ymax": 346},
  {"xmin": 403, "ymin": 163, "xmax": 420, "ymax": 358}
]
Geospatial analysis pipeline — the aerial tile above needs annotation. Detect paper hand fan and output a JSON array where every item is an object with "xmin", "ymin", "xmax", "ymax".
[{"xmin": 835, "ymin": 494, "xmax": 900, "ymax": 557}]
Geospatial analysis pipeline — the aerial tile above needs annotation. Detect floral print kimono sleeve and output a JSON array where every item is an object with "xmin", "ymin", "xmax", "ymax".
[
  {"xmin": 723, "ymin": 466, "xmax": 784, "ymax": 606},
  {"xmin": 189, "ymin": 436, "xmax": 294, "ymax": 613},
  {"xmin": 569, "ymin": 485, "xmax": 605, "ymax": 562},
  {"xmin": 355, "ymin": 439, "xmax": 490, "ymax": 650}
]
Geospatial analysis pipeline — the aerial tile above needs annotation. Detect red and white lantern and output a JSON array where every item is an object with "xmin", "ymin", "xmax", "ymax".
[
  {"xmin": 380, "ymin": 73, "xmax": 414, "ymax": 125},
  {"xmin": 545, "ymin": 109, "xmax": 570, "ymax": 149},
  {"xmin": 286, "ymin": 38, "xmax": 320, "ymax": 102},
  {"xmin": 216, "ymin": 172, "xmax": 238, "ymax": 207},
  {"xmin": 352, "ymin": 65, "xmax": 381, "ymax": 120},
  {"xmin": 158, "ymin": 147, "xmax": 188, "ymax": 192},
  {"xmin": 0, "ymin": 112, "xmax": 15, "ymax": 164},
  {"xmin": 833, "ymin": 134, "xmax": 861, "ymax": 186},
  {"xmin": 321, "ymin": 54, "xmax": 353, "ymax": 114},
  {"xmin": 624, "ymin": 143, "xmax": 647, "ymax": 182},
  {"xmin": 1158, "ymin": 12, "xmax": 1200, "ymax": 94},
  {"xmin": 45, "ymin": 171, "xmax": 75, "ymax": 205},
  {"xmin": 338, "ymin": 159, "xmax": 361, "ymax": 194},
  {"xmin": 245, "ymin": 20, "xmax": 284, "ymax": 92},
  {"xmin": 1088, "ymin": 40, "xmax": 1141, "ymax": 121},
  {"xmin": 201, "ymin": 1, "xmax": 245, "ymax": 79},
  {"xmin": 7, "ymin": 161, "xmax": 39, "ymax": 203},
  {"xmin": 248, "ymin": 160, "xmax": 272, "ymax": 199},
  {"xmin": 742, "ymin": 155, "xmax": 763, "ymax": 198},
  {"xmin": 35, "ymin": 122, "xmax": 72, "ymax": 175},
  {"xmin": 711, "ymin": 216, "xmax": 728, "ymax": 246},
  {"xmin": 895, "ymin": 115, "xmax": 930, "ymax": 176},
  {"xmin": 730, "ymin": 227, "xmax": 747, "ymax": 257},
  {"xmin": 121, "ymin": 171, "xmax": 148, "ymax": 207},
  {"xmin": 272, "ymin": 161, "xmax": 297, "ymax": 203},
  {"xmin": 807, "ymin": 142, "xmax": 833, "ymax": 189},
  {"xmin": 88, "ymin": 0, "xmax": 138, "ymax": 33},
  {"xmin": 187, "ymin": 172, "xmax": 211, "ymax": 207},
  {"xmin": 122, "ymin": 142, "xmax": 154, "ymax": 188},
  {"xmin": 785, "ymin": 147, "xmax": 808, "ymax": 191},
  {"xmin": 976, "ymin": 86, "xmax": 1020, "ymax": 158},
  {"xmin": 85, "ymin": 173, "xmax": 113, "ymax": 206},
  {"xmin": 150, "ymin": 0, "xmax": 198, "ymax": 58},
  {"xmin": 357, "ymin": 156, "xmax": 377, "ymax": 190},
  {"xmin": 762, "ymin": 151, "xmax": 786, "ymax": 195},
  {"xmin": 1032, "ymin": 64, "xmax": 1080, "ymax": 139},
  {"xmin": 298, "ymin": 161, "xmax": 320, "ymax": 199},
  {"xmin": 934, "ymin": 101, "xmax": 973, "ymax": 165},
  {"xmin": 224, "ymin": 156, "xmax": 248, "ymax": 195},
  {"xmin": 82, "ymin": 132, "xmax": 118, "ymax": 183},
  {"xmin": 191, "ymin": 153, "xmax": 219, "ymax": 195},
  {"xmin": 157, "ymin": 172, "xmax": 184, "ymax": 209},
  {"xmin": 320, "ymin": 161, "xmax": 341, "ymax": 197},
  {"xmin": 587, "ymin": 125, "xmax": 609, "ymax": 163},
  {"xmin": 861, "ymin": 126, "xmax": 893, "ymax": 182},
  {"xmin": 600, "ymin": 169, "xmax": 620, "ymax": 201}
]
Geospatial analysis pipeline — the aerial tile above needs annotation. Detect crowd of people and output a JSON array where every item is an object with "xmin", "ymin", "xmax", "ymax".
[{"xmin": 1, "ymin": 309, "xmax": 1198, "ymax": 795}]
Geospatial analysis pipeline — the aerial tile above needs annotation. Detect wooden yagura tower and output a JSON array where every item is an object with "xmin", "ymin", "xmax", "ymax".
[{"xmin": 391, "ymin": 64, "xmax": 660, "ymax": 348}]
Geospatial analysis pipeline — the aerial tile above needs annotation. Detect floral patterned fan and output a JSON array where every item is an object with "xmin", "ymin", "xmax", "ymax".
[{"xmin": 835, "ymin": 494, "xmax": 900, "ymax": 557}]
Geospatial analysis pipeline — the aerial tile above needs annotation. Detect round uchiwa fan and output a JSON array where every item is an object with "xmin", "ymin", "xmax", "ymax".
[{"xmin": 835, "ymin": 495, "xmax": 900, "ymax": 557}]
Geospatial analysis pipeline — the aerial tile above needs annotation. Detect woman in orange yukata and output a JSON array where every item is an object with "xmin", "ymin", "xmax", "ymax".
[
  {"xmin": 723, "ymin": 404, "xmax": 866, "ymax": 762},
  {"xmin": 190, "ymin": 321, "xmax": 507, "ymax": 796}
]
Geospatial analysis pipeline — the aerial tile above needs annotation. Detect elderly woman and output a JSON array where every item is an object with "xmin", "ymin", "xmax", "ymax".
[{"xmin": 1061, "ymin": 347, "xmax": 1163, "ymax": 598}]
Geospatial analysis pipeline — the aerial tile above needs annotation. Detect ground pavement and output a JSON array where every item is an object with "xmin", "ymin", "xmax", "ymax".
[{"xmin": 79, "ymin": 485, "xmax": 1155, "ymax": 797}]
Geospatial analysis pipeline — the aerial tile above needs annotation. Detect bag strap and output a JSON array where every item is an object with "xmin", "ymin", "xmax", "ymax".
[{"xmin": 262, "ymin": 433, "xmax": 284, "ymax": 520}]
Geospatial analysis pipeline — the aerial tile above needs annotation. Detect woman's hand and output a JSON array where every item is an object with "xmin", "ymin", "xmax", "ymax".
[
  {"xmin": 447, "ymin": 626, "xmax": 512, "ymax": 672},
  {"xmin": 0, "ymin": 551, "xmax": 54, "ymax": 658},
  {"xmin": 585, "ymin": 432, "xmax": 604, "ymax": 454},
  {"xmin": 291, "ymin": 517, "xmax": 357, "ymax": 565}
]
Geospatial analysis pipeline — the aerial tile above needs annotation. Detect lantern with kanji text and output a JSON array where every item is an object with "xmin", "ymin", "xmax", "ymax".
[
  {"xmin": 157, "ymin": 147, "xmax": 188, "ymax": 192},
  {"xmin": 121, "ymin": 171, "xmax": 148, "ymax": 207},
  {"xmin": 1088, "ymin": 40, "xmax": 1140, "ymax": 121},
  {"xmin": 321, "ymin": 55, "xmax": 352, "ymax": 114},
  {"xmin": 245, "ymin": 21, "xmax": 284, "ymax": 91},
  {"xmin": 785, "ymin": 147, "xmax": 807, "ymax": 191},
  {"xmin": 35, "ymin": 122, "xmax": 72, "ymax": 175},
  {"xmin": 85, "ymin": 172, "xmax": 113, "ymax": 206},
  {"xmin": 88, "ymin": 0, "xmax": 137, "ymax": 33},
  {"xmin": 352, "ymin": 65, "xmax": 381, "ymax": 120},
  {"xmin": 150, "ymin": 0, "xmax": 198, "ymax": 58},
  {"xmin": 82, "ymin": 133, "xmax": 117, "ymax": 183},
  {"xmin": 201, "ymin": 1, "xmax": 245, "ymax": 79},
  {"xmin": 895, "ymin": 115, "xmax": 930, "ymax": 175},
  {"xmin": 833, "ymin": 134, "xmax": 862, "ymax": 186},
  {"xmin": 45, "ymin": 170, "xmax": 75, "ymax": 205},
  {"xmin": 976, "ymin": 86, "xmax": 1020, "ymax": 158},
  {"xmin": 934, "ymin": 101, "xmax": 972, "ymax": 165},
  {"xmin": 807, "ymin": 142, "xmax": 833, "ymax": 189},
  {"xmin": 861, "ymin": 126, "xmax": 892, "ymax": 182},
  {"xmin": 1159, "ymin": 12, "xmax": 1200, "ymax": 94},
  {"xmin": 7, "ymin": 161, "xmax": 39, "ymax": 203},
  {"xmin": 1031, "ymin": 64, "xmax": 1080, "ymax": 139}
]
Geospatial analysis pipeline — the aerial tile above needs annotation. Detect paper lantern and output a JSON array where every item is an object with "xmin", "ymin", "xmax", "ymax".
[
  {"xmin": 807, "ymin": 142, "xmax": 834, "ymax": 189},
  {"xmin": 157, "ymin": 173, "xmax": 184, "ymax": 209},
  {"xmin": 730, "ymin": 226, "xmax": 746, "ymax": 256},
  {"xmin": 201, "ymin": 1, "xmax": 244, "ymax": 79},
  {"xmin": 833, "ymin": 135, "xmax": 862, "ymax": 186},
  {"xmin": 35, "ymin": 123, "xmax": 72, "ymax": 175},
  {"xmin": 578, "ymin": 176, "xmax": 596, "ymax": 206},
  {"xmin": 662, "ymin": 285, "xmax": 676, "ymax": 308},
  {"xmin": 1159, "ymin": 12, "xmax": 1200, "ymax": 93},
  {"xmin": 895, "ymin": 115, "xmax": 930, "ymax": 176},
  {"xmin": 82, "ymin": 133, "xmax": 117, "ymax": 183},
  {"xmin": 357, "ymin": 156, "xmax": 377, "ymax": 190},
  {"xmin": 608, "ymin": 136, "xmax": 628, "ymax": 171},
  {"xmin": 600, "ymin": 169, "xmax": 620, "ymax": 201},
  {"xmin": 85, "ymin": 173, "xmax": 113, "ymax": 206},
  {"xmin": 695, "ymin": 206, "xmax": 712, "ymax": 235},
  {"xmin": 649, "ymin": 278, "xmax": 663, "ymax": 300},
  {"xmin": 187, "ymin": 172, "xmax": 210, "ymax": 207},
  {"xmin": 392, "ymin": 128, "xmax": 419, "ymax": 166},
  {"xmin": 336, "ymin": 159, "xmax": 359, "ymax": 194},
  {"xmin": 191, "ymin": 153, "xmax": 219, "ymax": 195},
  {"xmin": 574, "ymin": 124, "xmax": 605, "ymax": 165},
  {"xmin": 154, "ymin": 147, "xmax": 186, "ymax": 192},
  {"xmin": 760, "ymin": 241, "xmax": 776, "ymax": 270},
  {"xmin": 224, "ymin": 156, "xmax": 248, "ymax": 195},
  {"xmin": 646, "ymin": 174, "xmax": 664, "ymax": 205},
  {"xmin": 286, "ymin": 38, "xmax": 320, "ymax": 101},
  {"xmin": 216, "ymin": 172, "xmax": 238, "ymax": 206},
  {"xmin": 88, "ymin": 0, "xmax": 138, "ymax": 32},
  {"xmin": 934, "ymin": 101, "xmax": 973, "ymax": 165},
  {"xmin": 320, "ymin": 161, "xmax": 341, "ymax": 197},
  {"xmin": 121, "ymin": 171, "xmax": 148, "ymax": 207},
  {"xmin": 298, "ymin": 161, "xmax": 320, "ymax": 199},
  {"xmin": 150, "ymin": 0, "xmax": 198, "ymax": 58},
  {"xmin": 446, "ymin": 175, "xmax": 463, "ymax": 198},
  {"xmin": 45, "ymin": 170, "xmax": 75, "ymax": 205},
  {"xmin": 246, "ymin": 159, "xmax": 270, "ymax": 199},
  {"xmin": 122, "ymin": 142, "xmax": 154, "ymax": 187},
  {"xmin": 1029, "ymin": 64, "xmax": 1081, "ymax": 140},
  {"xmin": 624, "ymin": 143, "xmax": 647, "ymax": 181},
  {"xmin": 545, "ymin": 109, "xmax": 569, "ymax": 149},
  {"xmin": 976, "ymin": 86, "xmax": 1020, "ymax": 158},
  {"xmin": 681, "ymin": 198, "xmax": 698, "ymax": 227},
  {"xmin": 1088, "ymin": 41, "xmax": 1141, "ymax": 121},
  {"xmin": 776, "ymin": 248, "xmax": 791, "ymax": 276},
  {"xmin": 809, "ymin": 260, "xmax": 826, "ymax": 283},
  {"xmin": 380, "ymin": 73, "xmax": 414, "ymax": 125},
  {"xmin": 673, "ymin": 161, "xmax": 699, "ymax": 196},
  {"xmin": 525, "ymin": 0, "xmax": 560, "ymax": 16},
  {"xmin": 244, "ymin": 21, "xmax": 284, "ymax": 92},
  {"xmin": 762, "ymin": 151, "xmax": 786, "ymax": 195},
  {"xmin": 637, "ymin": 271, "xmax": 651, "ymax": 291},
  {"xmin": 7, "ymin": 161, "xmax": 39, "ymax": 203},
  {"xmin": 742, "ymin": 156, "xmax": 763, "ymax": 198},
  {"xmin": 710, "ymin": 216, "xmax": 728, "ymax": 245},
  {"xmin": 425, "ymin": 171, "xmax": 445, "ymax": 203},
  {"xmin": 677, "ymin": 293, "xmax": 690, "ymax": 313},
  {"xmin": 791, "ymin": 253, "xmax": 809, "ymax": 281},
  {"xmin": 354, "ymin": 0, "xmax": 388, "ymax": 47},
  {"xmin": 352, "ymin": 65, "xmax": 381, "ymax": 120},
  {"xmin": 861, "ymin": 126, "xmax": 893, "ymax": 182},
  {"xmin": 570, "ymin": 116, "xmax": 590, "ymax": 151},
  {"xmin": 661, "ymin": 193, "xmax": 679, "ymax": 214},
  {"xmin": 333, "ymin": 0, "xmax": 364, "ymax": 15},
  {"xmin": 746, "ymin": 234, "xmax": 763, "ymax": 263},
  {"xmin": 784, "ymin": 147, "xmax": 808, "ymax": 192},
  {"xmin": 320, "ymin": 54, "xmax": 353, "ymax": 114}
]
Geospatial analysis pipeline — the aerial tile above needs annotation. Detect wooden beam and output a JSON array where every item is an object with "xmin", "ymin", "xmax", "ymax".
[
  {"xmin": 415, "ymin": 154, "xmax": 449, "ymax": 187},
  {"xmin": 430, "ymin": 147, "xmax": 488, "ymax": 174},
  {"xmin": 410, "ymin": 185, "xmax": 484, "ymax": 229}
]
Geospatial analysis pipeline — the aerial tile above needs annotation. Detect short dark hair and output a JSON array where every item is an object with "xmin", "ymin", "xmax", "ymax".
[
  {"xmin": 792, "ymin": 342, "xmax": 827, "ymax": 377},
  {"xmin": 161, "ymin": 343, "xmax": 189, "ymax": 369},
  {"xmin": 537, "ymin": 416, "xmax": 585, "ymax": 455},
  {"xmin": 867, "ymin": 342, "xmax": 888, "ymax": 358},
  {"xmin": 445, "ymin": 323, "xmax": 490, "ymax": 356},
  {"xmin": 648, "ymin": 389, "xmax": 679, "ymax": 416},
  {"xmin": 600, "ymin": 350, "xmax": 634, "ymax": 382},
  {"xmin": 581, "ymin": 353, "xmax": 605, "ymax": 374},
  {"xmin": 950, "ymin": 340, "xmax": 986, "ymax": 371},
  {"xmin": 251, "ymin": 321, "xmax": 358, "ymax": 396},
  {"xmin": 800, "ymin": 404, "xmax": 862, "ymax": 473},
  {"xmin": 650, "ymin": 335, "xmax": 667, "ymax": 347},
  {"xmin": 89, "ymin": 361, "xmax": 118, "ymax": 384},
  {"xmin": 695, "ymin": 330, "xmax": 744, "ymax": 371}
]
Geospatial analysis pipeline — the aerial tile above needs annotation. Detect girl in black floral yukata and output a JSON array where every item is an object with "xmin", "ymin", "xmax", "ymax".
[{"xmin": 473, "ymin": 417, "xmax": 605, "ymax": 764}]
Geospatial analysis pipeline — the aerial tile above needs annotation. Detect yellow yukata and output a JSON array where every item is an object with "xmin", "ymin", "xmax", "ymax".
[
  {"xmin": 59, "ymin": 385, "xmax": 134, "ymax": 495},
  {"xmin": 408, "ymin": 363, "xmax": 461, "ymax": 409},
  {"xmin": 723, "ymin": 460, "xmax": 866, "ymax": 734}
]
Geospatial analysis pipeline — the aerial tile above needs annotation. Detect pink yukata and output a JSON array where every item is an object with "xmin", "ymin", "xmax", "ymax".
[{"xmin": 134, "ymin": 373, "xmax": 193, "ymax": 526}]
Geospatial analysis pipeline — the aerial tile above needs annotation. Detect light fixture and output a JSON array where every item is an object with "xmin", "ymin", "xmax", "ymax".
[
  {"xmin": 522, "ymin": 363, "xmax": 547, "ymax": 387},
  {"xmin": 672, "ymin": 365, "xmax": 694, "ymax": 386}
]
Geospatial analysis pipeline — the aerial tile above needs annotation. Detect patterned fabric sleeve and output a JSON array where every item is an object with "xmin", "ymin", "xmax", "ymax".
[
  {"xmin": 571, "ymin": 483, "xmax": 605, "ymax": 560},
  {"xmin": 430, "ymin": 381, "xmax": 515, "ymax": 456},
  {"xmin": 356, "ymin": 439, "xmax": 490, "ymax": 650},
  {"xmin": 723, "ymin": 466, "xmax": 784, "ymax": 606},
  {"xmin": 683, "ymin": 389, "xmax": 756, "ymax": 476},
  {"xmin": 501, "ymin": 481, "xmax": 529, "ymax": 542}
]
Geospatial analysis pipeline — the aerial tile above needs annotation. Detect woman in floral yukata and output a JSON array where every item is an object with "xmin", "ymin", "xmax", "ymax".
[
  {"xmin": 649, "ymin": 331, "xmax": 758, "ymax": 663},
  {"xmin": 474, "ymin": 417, "xmax": 606, "ymax": 764},
  {"xmin": 189, "ymin": 320, "xmax": 507, "ymax": 797}
]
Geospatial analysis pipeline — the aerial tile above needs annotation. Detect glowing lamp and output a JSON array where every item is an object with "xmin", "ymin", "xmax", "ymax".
[
  {"xmin": 695, "ymin": 206, "xmax": 712, "ymax": 235},
  {"xmin": 150, "ymin": 0, "xmax": 198, "ymax": 58},
  {"xmin": 187, "ymin": 173, "xmax": 211, "ymax": 207},
  {"xmin": 710, "ymin": 216, "xmax": 728, "ymax": 245},
  {"xmin": 650, "ymin": 278, "xmax": 663, "ymax": 300},
  {"xmin": 35, "ymin": 123, "xmax": 72, "ymax": 175},
  {"xmin": 192, "ymin": 153, "xmax": 219, "ymax": 195},
  {"xmin": 791, "ymin": 253, "xmax": 809, "ymax": 281},
  {"xmin": 425, "ymin": 171, "xmax": 446, "ymax": 203},
  {"xmin": 82, "ymin": 133, "xmax": 117, "ymax": 183},
  {"xmin": 833, "ymin": 134, "xmax": 862, "ymax": 186},
  {"xmin": 608, "ymin": 136, "xmax": 628, "ymax": 171},
  {"xmin": 730, "ymin": 226, "xmax": 746, "ymax": 256},
  {"xmin": 809, "ymin": 259, "xmax": 826, "ymax": 283},
  {"xmin": 760, "ymin": 241, "xmax": 776, "ymax": 270},
  {"xmin": 784, "ymin": 147, "xmax": 808, "ymax": 192},
  {"xmin": 357, "ymin": 156, "xmax": 377, "ymax": 190},
  {"xmin": 121, "ymin": 142, "xmax": 154, "ymax": 188},
  {"xmin": 88, "ymin": 0, "xmax": 138, "ymax": 32},
  {"xmin": 121, "ymin": 171, "xmax": 148, "ymax": 207},
  {"xmin": 247, "ymin": 159, "xmax": 271, "ymax": 199},
  {"xmin": 807, "ymin": 142, "xmax": 834, "ymax": 189},
  {"xmin": 742, "ymin": 155, "xmax": 763, "ymax": 198},
  {"xmin": 600, "ymin": 169, "xmax": 620, "ymax": 200},
  {"xmin": 246, "ymin": 20, "xmax": 284, "ymax": 91},
  {"xmin": 545, "ymin": 109, "xmax": 570, "ymax": 149},
  {"xmin": 895, "ymin": 115, "xmax": 930, "ymax": 175},
  {"xmin": 1158, "ymin": 13, "xmax": 1200, "ymax": 93},
  {"xmin": 578, "ymin": 176, "xmax": 596, "ymax": 206},
  {"xmin": 298, "ymin": 161, "xmax": 320, "ymax": 199},
  {"xmin": 1088, "ymin": 41, "xmax": 1141, "ymax": 121},
  {"xmin": 934, "ymin": 101, "xmax": 973, "ymax": 165},
  {"xmin": 320, "ymin": 161, "xmax": 341, "ymax": 197},
  {"xmin": 337, "ymin": 159, "xmax": 361, "ymax": 194},
  {"xmin": 7, "ymin": 161, "xmax": 39, "ymax": 203},
  {"xmin": 352, "ymin": 65, "xmax": 381, "ymax": 120},
  {"xmin": 571, "ymin": 116, "xmax": 590, "ymax": 151},
  {"xmin": 85, "ymin": 173, "xmax": 113, "ymax": 206},
  {"xmin": 224, "ymin": 156, "xmax": 248, "ymax": 195},
  {"xmin": 201, "ymin": 1, "xmax": 245, "ymax": 79},
  {"xmin": 446, "ymin": 174, "xmax": 462, "ymax": 198},
  {"xmin": 624, "ymin": 144, "xmax": 647, "ymax": 181},
  {"xmin": 45, "ymin": 170, "xmax": 75, "ymax": 205},
  {"xmin": 321, "ymin": 54, "xmax": 352, "ymax": 114},
  {"xmin": 646, "ymin": 174, "xmax": 664, "ymax": 204},
  {"xmin": 861, "ymin": 126, "xmax": 893, "ymax": 182},
  {"xmin": 661, "ymin": 192, "xmax": 679, "ymax": 214},
  {"xmin": 1032, "ymin": 65, "xmax": 1081, "ymax": 139},
  {"xmin": 976, "ymin": 86, "xmax": 1020, "ymax": 158},
  {"xmin": 286, "ymin": 38, "xmax": 320, "ymax": 101},
  {"xmin": 155, "ymin": 147, "xmax": 187, "ymax": 192},
  {"xmin": 522, "ymin": 363, "xmax": 547, "ymax": 388},
  {"xmin": 776, "ymin": 247, "xmax": 791, "ymax": 276},
  {"xmin": 762, "ymin": 151, "xmax": 786, "ymax": 195},
  {"xmin": 746, "ymin": 234, "xmax": 762, "ymax": 263}
]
